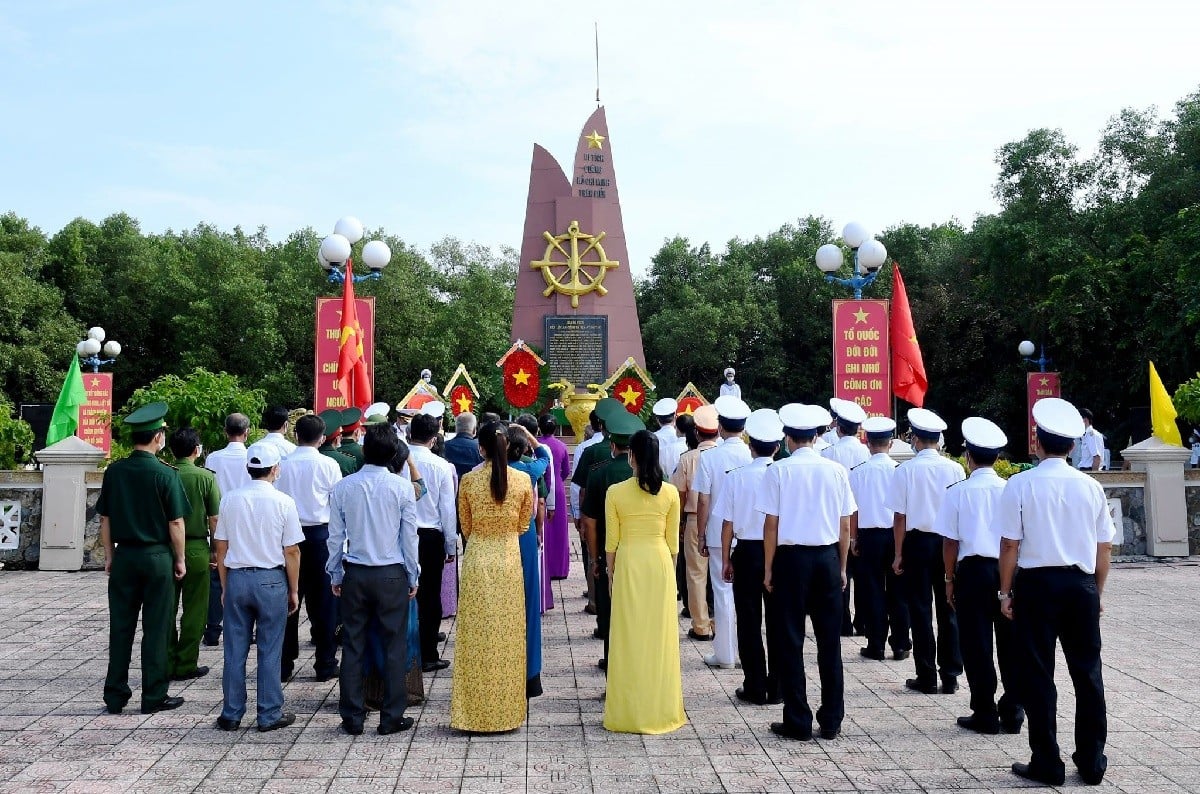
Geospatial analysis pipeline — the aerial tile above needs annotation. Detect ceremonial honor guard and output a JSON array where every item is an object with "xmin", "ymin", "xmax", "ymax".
[
  {"xmin": 98, "ymin": 402, "xmax": 190, "ymax": 714},
  {"xmin": 319, "ymin": 409, "xmax": 359, "ymax": 476},
  {"xmin": 934, "ymin": 417, "xmax": 1023, "ymax": 735},
  {"xmin": 651, "ymin": 397, "xmax": 682, "ymax": 479},
  {"xmin": 716, "ymin": 408, "xmax": 784, "ymax": 705},
  {"xmin": 998, "ymin": 398, "xmax": 1114, "ymax": 786},
  {"xmin": 849, "ymin": 417, "xmax": 911, "ymax": 661},
  {"xmin": 821, "ymin": 398, "xmax": 870, "ymax": 636},
  {"xmin": 758, "ymin": 404, "xmax": 856, "ymax": 741},
  {"xmin": 695, "ymin": 395, "xmax": 752, "ymax": 669},
  {"xmin": 889, "ymin": 407, "xmax": 964, "ymax": 694}
]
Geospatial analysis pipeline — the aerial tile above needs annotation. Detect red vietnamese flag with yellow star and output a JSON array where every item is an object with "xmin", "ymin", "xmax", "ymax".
[
  {"xmin": 890, "ymin": 263, "xmax": 927, "ymax": 408},
  {"xmin": 336, "ymin": 259, "xmax": 372, "ymax": 410},
  {"xmin": 450, "ymin": 384, "xmax": 475, "ymax": 416},
  {"xmin": 614, "ymin": 376, "xmax": 646, "ymax": 414}
]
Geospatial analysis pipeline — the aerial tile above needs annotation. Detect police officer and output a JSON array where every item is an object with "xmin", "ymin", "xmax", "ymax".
[
  {"xmin": 889, "ymin": 407, "xmax": 965, "ymax": 694},
  {"xmin": 934, "ymin": 417, "xmax": 1023, "ymax": 735},
  {"xmin": 758, "ymin": 404, "xmax": 856, "ymax": 741},
  {"xmin": 98, "ymin": 402, "xmax": 190, "ymax": 714},
  {"xmin": 850, "ymin": 417, "xmax": 911, "ymax": 662},
  {"xmin": 318, "ymin": 409, "xmax": 359, "ymax": 476},
  {"xmin": 998, "ymin": 398, "xmax": 1115, "ymax": 786},
  {"xmin": 716, "ymin": 408, "xmax": 784, "ymax": 706}
]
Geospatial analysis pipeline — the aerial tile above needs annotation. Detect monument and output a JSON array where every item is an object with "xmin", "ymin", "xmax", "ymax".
[{"xmin": 511, "ymin": 107, "xmax": 645, "ymax": 389}]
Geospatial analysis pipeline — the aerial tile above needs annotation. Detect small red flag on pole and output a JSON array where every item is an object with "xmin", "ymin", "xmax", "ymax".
[
  {"xmin": 890, "ymin": 263, "xmax": 927, "ymax": 408},
  {"xmin": 336, "ymin": 260, "xmax": 372, "ymax": 410}
]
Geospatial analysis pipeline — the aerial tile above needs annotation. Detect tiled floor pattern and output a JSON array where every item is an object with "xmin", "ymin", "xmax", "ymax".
[{"xmin": 1, "ymin": 554, "xmax": 1197, "ymax": 792}]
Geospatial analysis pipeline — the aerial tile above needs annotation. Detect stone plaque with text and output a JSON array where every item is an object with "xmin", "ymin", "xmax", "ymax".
[{"xmin": 545, "ymin": 315, "xmax": 607, "ymax": 386}]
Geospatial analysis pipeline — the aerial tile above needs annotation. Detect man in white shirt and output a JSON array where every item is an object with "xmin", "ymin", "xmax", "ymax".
[
  {"xmin": 889, "ymin": 407, "xmax": 965, "ymax": 695},
  {"xmin": 822, "ymin": 398, "xmax": 870, "ymax": 636},
  {"xmin": 719, "ymin": 367, "xmax": 741, "ymax": 398},
  {"xmin": 998, "ymin": 398, "xmax": 1115, "ymax": 787},
  {"xmin": 758, "ymin": 404, "xmax": 856, "ymax": 741},
  {"xmin": 201, "ymin": 412, "xmax": 251, "ymax": 647},
  {"xmin": 717, "ymin": 409, "xmax": 784, "ymax": 707},
  {"xmin": 695, "ymin": 395, "xmax": 752, "ymax": 669},
  {"xmin": 274, "ymin": 413, "xmax": 343, "ymax": 682},
  {"xmin": 651, "ymin": 398, "xmax": 683, "ymax": 479},
  {"xmin": 327, "ymin": 424, "xmax": 420, "ymax": 736},
  {"xmin": 407, "ymin": 411, "xmax": 458, "ymax": 673},
  {"xmin": 849, "ymin": 417, "xmax": 910, "ymax": 662},
  {"xmin": 258, "ymin": 406, "xmax": 296, "ymax": 459},
  {"xmin": 934, "ymin": 417, "xmax": 1023, "ymax": 737},
  {"xmin": 1076, "ymin": 409, "xmax": 1105, "ymax": 471},
  {"xmin": 214, "ymin": 441, "xmax": 303, "ymax": 733}
]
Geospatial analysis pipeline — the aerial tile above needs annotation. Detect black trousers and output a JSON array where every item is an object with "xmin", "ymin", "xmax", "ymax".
[
  {"xmin": 772, "ymin": 544, "xmax": 843, "ymax": 734},
  {"xmin": 205, "ymin": 568, "xmax": 223, "ymax": 643},
  {"xmin": 595, "ymin": 529, "xmax": 612, "ymax": 665},
  {"xmin": 956, "ymin": 556, "xmax": 1022, "ymax": 724},
  {"xmin": 283, "ymin": 524, "xmax": 339, "ymax": 678},
  {"xmin": 731, "ymin": 541, "xmax": 781, "ymax": 700},
  {"xmin": 417, "ymin": 529, "xmax": 447, "ymax": 663},
  {"xmin": 1015, "ymin": 567, "xmax": 1107, "ymax": 780},
  {"xmin": 856, "ymin": 528, "xmax": 911, "ymax": 655},
  {"xmin": 339, "ymin": 562, "xmax": 410, "ymax": 731},
  {"xmin": 901, "ymin": 530, "xmax": 961, "ymax": 684}
]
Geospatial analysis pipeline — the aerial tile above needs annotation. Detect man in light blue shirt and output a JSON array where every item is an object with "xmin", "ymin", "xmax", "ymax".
[{"xmin": 326, "ymin": 424, "xmax": 420, "ymax": 736}]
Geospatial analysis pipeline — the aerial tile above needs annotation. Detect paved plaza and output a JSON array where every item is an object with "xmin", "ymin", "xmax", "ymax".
[{"xmin": 1, "ymin": 555, "xmax": 1198, "ymax": 793}]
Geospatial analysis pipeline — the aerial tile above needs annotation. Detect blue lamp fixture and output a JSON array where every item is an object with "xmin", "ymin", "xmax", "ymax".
[
  {"xmin": 814, "ymin": 221, "xmax": 889, "ymax": 300},
  {"xmin": 76, "ymin": 327, "xmax": 121, "ymax": 373},
  {"xmin": 318, "ymin": 216, "xmax": 392, "ymax": 285}
]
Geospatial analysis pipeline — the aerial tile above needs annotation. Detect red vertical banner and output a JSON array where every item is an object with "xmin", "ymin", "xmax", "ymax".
[
  {"xmin": 77, "ymin": 372, "xmax": 113, "ymax": 456},
  {"xmin": 1027, "ymin": 372, "xmax": 1062, "ymax": 454},
  {"xmin": 832, "ymin": 299, "xmax": 891, "ymax": 418},
  {"xmin": 315, "ymin": 297, "xmax": 375, "ymax": 411}
]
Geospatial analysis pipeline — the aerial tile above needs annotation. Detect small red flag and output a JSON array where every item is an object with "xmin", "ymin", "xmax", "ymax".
[
  {"xmin": 336, "ymin": 259, "xmax": 372, "ymax": 410},
  {"xmin": 890, "ymin": 263, "xmax": 927, "ymax": 408}
]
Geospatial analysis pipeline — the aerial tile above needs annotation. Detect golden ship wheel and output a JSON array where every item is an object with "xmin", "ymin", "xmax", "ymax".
[{"xmin": 531, "ymin": 220, "xmax": 620, "ymax": 308}]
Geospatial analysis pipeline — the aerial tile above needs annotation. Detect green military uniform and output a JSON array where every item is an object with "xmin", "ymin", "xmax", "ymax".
[
  {"xmin": 99, "ymin": 403, "xmax": 191, "ymax": 713},
  {"xmin": 170, "ymin": 458, "xmax": 220, "ymax": 678},
  {"xmin": 570, "ymin": 397, "xmax": 627, "ymax": 492},
  {"xmin": 338, "ymin": 407, "xmax": 365, "ymax": 469},
  {"xmin": 318, "ymin": 409, "xmax": 358, "ymax": 475}
]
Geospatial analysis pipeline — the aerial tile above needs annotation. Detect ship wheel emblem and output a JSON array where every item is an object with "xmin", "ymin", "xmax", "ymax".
[{"xmin": 530, "ymin": 220, "xmax": 620, "ymax": 308}]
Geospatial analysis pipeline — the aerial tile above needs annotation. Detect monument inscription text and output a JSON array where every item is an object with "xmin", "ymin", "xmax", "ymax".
[{"xmin": 545, "ymin": 316, "xmax": 608, "ymax": 386}]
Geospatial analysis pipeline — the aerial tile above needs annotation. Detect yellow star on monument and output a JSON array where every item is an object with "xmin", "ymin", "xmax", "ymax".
[
  {"xmin": 853, "ymin": 308, "xmax": 870, "ymax": 324},
  {"xmin": 455, "ymin": 394, "xmax": 473, "ymax": 413},
  {"xmin": 1039, "ymin": 376, "xmax": 1050, "ymax": 387},
  {"xmin": 512, "ymin": 369, "xmax": 531, "ymax": 386},
  {"xmin": 618, "ymin": 384, "xmax": 641, "ymax": 407},
  {"xmin": 585, "ymin": 130, "xmax": 605, "ymax": 149},
  {"xmin": 681, "ymin": 404, "xmax": 695, "ymax": 415},
  {"xmin": 90, "ymin": 377, "xmax": 101, "ymax": 387}
]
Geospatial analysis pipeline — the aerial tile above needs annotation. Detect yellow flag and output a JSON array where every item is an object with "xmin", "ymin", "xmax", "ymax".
[{"xmin": 1149, "ymin": 361, "xmax": 1183, "ymax": 446}]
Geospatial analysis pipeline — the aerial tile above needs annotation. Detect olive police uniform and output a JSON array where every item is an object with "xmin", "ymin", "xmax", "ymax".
[
  {"xmin": 99, "ymin": 402, "xmax": 191, "ymax": 713},
  {"xmin": 170, "ymin": 458, "xmax": 221, "ymax": 678},
  {"xmin": 319, "ymin": 409, "xmax": 359, "ymax": 476},
  {"xmin": 338, "ymin": 407, "xmax": 366, "ymax": 470}
]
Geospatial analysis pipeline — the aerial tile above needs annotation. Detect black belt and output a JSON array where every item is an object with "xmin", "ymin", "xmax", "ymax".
[
  {"xmin": 859, "ymin": 526, "xmax": 891, "ymax": 531},
  {"xmin": 735, "ymin": 538, "xmax": 763, "ymax": 544},
  {"xmin": 960, "ymin": 555, "xmax": 999, "ymax": 563},
  {"xmin": 777, "ymin": 543, "xmax": 837, "ymax": 551},
  {"xmin": 345, "ymin": 561, "xmax": 405, "ymax": 569},
  {"xmin": 1021, "ymin": 564, "xmax": 1087, "ymax": 574}
]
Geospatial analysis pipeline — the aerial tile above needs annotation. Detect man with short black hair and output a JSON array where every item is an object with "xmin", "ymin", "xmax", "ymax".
[
  {"xmin": 259, "ymin": 406, "xmax": 296, "ymax": 458},
  {"xmin": 1077, "ymin": 409, "xmax": 1105, "ymax": 471},
  {"xmin": 202, "ymin": 412, "xmax": 250, "ymax": 646},
  {"xmin": 408, "ymin": 411, "xmax": 458, "ymax": 672},
  {"xmin": 327, "ymin": 424, "xmax": 420, "ymax": 735},
  {"xmin": 168, "ymin": 427, "xmax": 220, "ymax": 681}
]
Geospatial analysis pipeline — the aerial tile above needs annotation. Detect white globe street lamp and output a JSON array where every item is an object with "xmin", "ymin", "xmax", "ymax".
[
  {"xmin": 813, "ymin": 220, "xmax": 889, "ymax": 298},
  {"xmin": 319, "ymin": 217, "xmax": 391, "ymax": 286},
  {"xmin": 76, "ymin": 327, "xmax": 121, "ymax": 372}
]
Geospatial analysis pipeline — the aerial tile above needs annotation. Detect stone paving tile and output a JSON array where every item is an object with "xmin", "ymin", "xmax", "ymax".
[{"xmin": 3, "ymin": 558, "xmax": 1200, "ymax": 791}]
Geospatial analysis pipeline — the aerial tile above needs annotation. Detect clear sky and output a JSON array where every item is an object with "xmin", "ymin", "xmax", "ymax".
[{"xmin": 3, "ymin": 1, "xmax": 1198, "ymax": 274}]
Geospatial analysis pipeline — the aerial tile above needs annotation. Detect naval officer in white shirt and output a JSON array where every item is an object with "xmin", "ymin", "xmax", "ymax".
[
  {"xmin": 822, "ymin": 398, "xmax": 870, "ymax": 636},
  {"xmin": 758, "ymin": 404, "xmax": 856, "ymax": 742},
  {"xmin": 934, "ymin": 417, "xmax": 1023, "ymax": 737},
  {"xmin": 694, "ymin": 394, "xmax": 752, "ymax": 669},
  {"xmin": 997, "ymin": 398, "xmax": 1114, "ymax": 787},
  {"xmin": 889, "ymin": 407, "xmax": 965, "ymax": 695},
  {"xmin": 651, "ymin": 398, "xmax": 683, "ymax": 479}
]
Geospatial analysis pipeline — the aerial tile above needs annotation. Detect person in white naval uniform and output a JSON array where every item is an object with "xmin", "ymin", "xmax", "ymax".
[
  {"xmin": 849, "ymin": 417, "xmax": 910, "ymax": 662},
  {"xmin": 934, "ymin": 417, "xmax": 1023, "ymax": 736},
  {"xmin": 719, "ymin": 367, "xmax": 741, "ymax": 398},
  {"xmin": 716, "ymin": 408, "xmax": 785, "ymax": 706},
  {"xmin": 822, "ymin": 398, "xmax": 870, "ymax": 636},
  {"xmin": 694, "ymin": 395, "xmax": 751, "ymax": 669},
  {"xmin": 889, "ymin": 407, "xmax": 965, "ymax": 695},
  {"xmin": 998, "ymin": 398, "xmax": 1114, "ymax": 787},
  {"xmin": 758, "ymin": 403, "xmax": 856, "ymax": 741},
  {"xmin": 651, "ymin": 398, "xmax": 683, "ymax": 479}
]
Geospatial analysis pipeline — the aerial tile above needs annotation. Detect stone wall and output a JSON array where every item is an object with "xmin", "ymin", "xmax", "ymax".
[
  {"xmin": 0, "ymin": 471, "xmax": 43, "ymax": 569},
  {"xmin": 1186, "ymin": 476, "xmax": 1200, "ymax": 556},
  {"xmin": 1094, "ymin": 471, "xmax": 1147, "ymax": 557}
]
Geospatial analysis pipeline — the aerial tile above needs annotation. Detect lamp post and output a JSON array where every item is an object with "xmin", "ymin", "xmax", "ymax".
[
  {"xmin": 76, "ymin": 327, "xmax": 121, "ymax": 373},
  {"xmin": 318, "ymin": 216, "xmax": 392, "ymax": 285},
  {"xmin": 814, "ymin": 221, "xmax": 889, "ymax": 299},
  {"xmin": 1020, "ymin": 340, "xmax": 1061, "ymax": 456},
  {"xmin": 1018, "ymin": 339, "xmax": 1052, "ymax": 373}
]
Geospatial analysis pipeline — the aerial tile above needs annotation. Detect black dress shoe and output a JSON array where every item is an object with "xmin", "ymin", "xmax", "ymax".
[
  {"xmin": 596, "ymin": 658, "xmax": 607, "ymax": 671},
  {"xmin": 104, "ymin": 704, "xmax": 124, "ymax": 715},
  {"xmin": 437, "ymin": 632, "xmax": 447, "ymax": 642},
  {"xmin": 819, "ymin": 726, "xmax": 840, "ymax": 740},
  {"xmin": 315, "ymin": 665, "xmax": 340, "ymax": 683},
  {"xmin": 680, "ymin": 607, "xmax": 691, "ymax": 618},
  {"xmin": 892, "ymin": 648, "xmax": 911, "ymax": 661},
  {"xmin": 583, "ymin": 604, "xmax": 597, "ymax": 615},
  {"xmin": 769, "ymin": 722, "xmax": 812, "ymax": 741},
  {"xmin": 940, "ymin": 678, "xmax": 959, "ymax": 694},
  {"xmin": 687, "ymin": 629, "xmax": 714, "ymax": 641},
  {"xmin": 1011, "ymin": 762, "xmax": 1065, "ymax": 786},
  {"xmin": 258, "ymin": 712, "xmax": 296, "ymax": 732},
  {"xmin": 840, "ymin": 627, "xmax": 854, "ymax": 637},
  {"xmin": 172, "ymin": 665, "xmax": 210, "ymax": 681},
  {"xmin": 422, "ymin": 659, "xmax": 450, "ymax": 673},
  {"xmin": 202, "ymin": 636, "xmax": 219, "ymax": 647},
  {"xmin": 215, "ymin": 717, "xmax": 240, "ymax": 731},
  {"xmin": 859, "ymin": 648, "xmax": 885, "ymax": 661},
  {"xmin": 593, "ymin": 627, "xmax": 604, "ymax": 639},
  {"xmin": 142, "ymin": 696, "xmax": 185, "ymax": 714},
  {"xmin": 341, "ymin": 721, "xmax": 363, "ymax": 736},
  {"xmin": 1001, "ymin": 719, "xmax": 1023, "ymax": 734},
  {"xmin": 735, "ymin": 687, "xmax": 768, "ymax": 706},
  {"xmin": 1072, "ymin": 751, "xmax": 1107, "ymax": 785},
  {"xmin": 378, "ymin": 716, "xmax": 415, "ymax": 735},
  {"xmin": 280, "ymin": 667, "xmax": 294, "ymax": 683},
  {"xmin": 957, "ymin": 715, "xmax": 1000, "ymax": 735},
  {"xmin": 905, "ymin": 679, "xmax": 938, "ymax": 694}
]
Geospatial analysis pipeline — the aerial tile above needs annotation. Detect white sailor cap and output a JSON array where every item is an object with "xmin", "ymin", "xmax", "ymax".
[
  {"xmin": 395, "ymin": 404, "xmax": 419, "ymax": 417},
  {"xmin": 365, "ymin": 401, "xmax": 390, "ymax": 419},
  {"xmin": 828, "ymin": 397, "xmax": 846, "ymax": 418},
  {"xmin": 863, "ymin": 416, "xmax": 897, "ymax": 437},
  {"xmin": 962, "ymin": 417, "xmax": 1007, "ymax": 451},
  {"xmin": 745, "ymin": 408, "xmax": 784, "ymax": 443},
  {"xmin": 779, "ymin": 403, "xmax": 833, "ymax": 432},
  {"xmin": 714, "ymin": 395, "xmax": 751, "ymax": 421},
  {"xmin": 1032, "ymin": 397, "xmax": 1085, "ymax": 440},
  {"xmin": 420, "ymin": 401, "xmax": 446, "ymax": 418},
  {"xmin": 651, "ymin": 397, "xmax": 678, "ymax": 417},
  {"xmin": 724, "ymin": 367, "xmax": 735, "ymax": 376},
  {"xmin": 907, "ymin": 407, "xmax": 948, "ymax": 438},
  {"xmin": 833, "ymin": 399, "xmax": 867, "ymax": 425}
]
